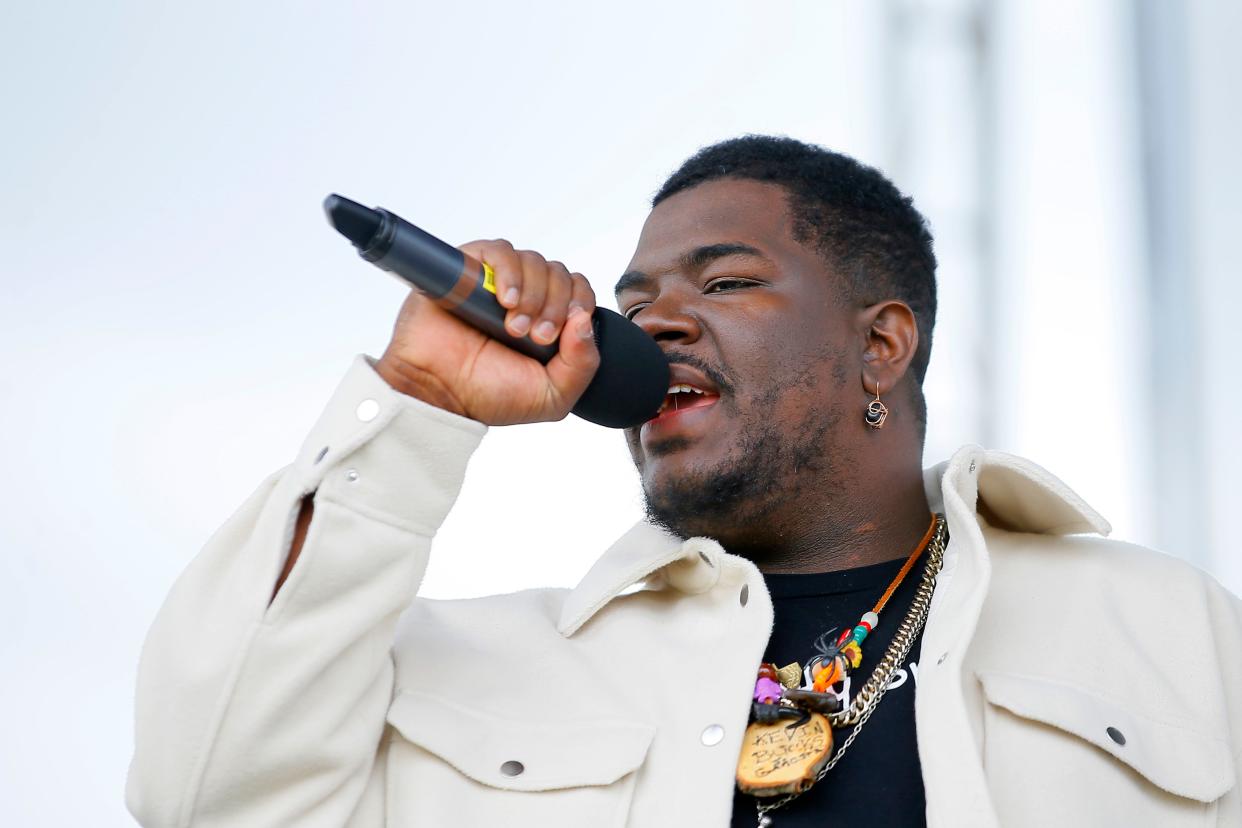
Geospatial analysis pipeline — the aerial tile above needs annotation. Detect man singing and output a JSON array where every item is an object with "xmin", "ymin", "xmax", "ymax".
[{"xmin": 127, "ymin": 137, "xmax": 1242, "ymax": 827}]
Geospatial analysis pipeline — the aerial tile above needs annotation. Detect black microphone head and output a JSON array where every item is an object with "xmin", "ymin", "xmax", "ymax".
[{"xmin": 573, "ymin": 308, "xmax": 669, "ymax": 428}]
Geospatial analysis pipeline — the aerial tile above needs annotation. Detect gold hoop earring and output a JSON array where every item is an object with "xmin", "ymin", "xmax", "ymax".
[{"xmin": 865, "ymin": 381, "xmax": 889, "ymax": 429}]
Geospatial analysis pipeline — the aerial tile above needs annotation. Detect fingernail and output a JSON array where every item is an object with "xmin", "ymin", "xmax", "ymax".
[
  {"xmin": 578, "ymin": 314, "xmax": 595, "ymax": 340},
  {"xmin": 509, "ymin": 314, "xmax": 531, "ymax": 336},
  {"xmin": 533, "ymin": 320, "xmax": 557, "ymax": 342},
  {"xmin": 504, "ymin": 287, "xmax": 519, "ymax": 306}
]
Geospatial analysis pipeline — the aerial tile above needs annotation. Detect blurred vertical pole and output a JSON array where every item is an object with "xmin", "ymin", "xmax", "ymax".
[
  {"xmin": 1186, "ymin": 1, "xmax": 1242, "ymax": 595},
  {"xmin": 1132, "ymin": 1, "xmax": 1208, "ymax": 569},
  {"xmin": 975, "ymin": 1, "xmax": 1154, "ymax": 545},
  {"xmin": 1135, "ymin": 0, "xmax": 1242, "ymax": 593},
  {"xmin": 882, "ymin": 0, "xmax": 996, "ymax": 462}
]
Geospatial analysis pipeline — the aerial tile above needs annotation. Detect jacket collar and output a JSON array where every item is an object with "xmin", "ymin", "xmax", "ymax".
[
  {"xmin": 557, "ymin": 445, "xmax": 1111, "ymax": 637},
  {"xmin": 925, "ymin": 445, "xmax": 1111, "ymax": 537}
]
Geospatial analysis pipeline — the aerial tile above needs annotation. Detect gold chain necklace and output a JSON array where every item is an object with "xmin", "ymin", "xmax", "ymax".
[{"xmin": 737, "ymin": 515, "xmax": 948, "ymax": 827}]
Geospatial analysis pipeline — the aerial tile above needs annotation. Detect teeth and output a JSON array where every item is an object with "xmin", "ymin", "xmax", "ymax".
[{"xmin": 656, "ymin": 383, "xmax": 712, "ymax": 416}]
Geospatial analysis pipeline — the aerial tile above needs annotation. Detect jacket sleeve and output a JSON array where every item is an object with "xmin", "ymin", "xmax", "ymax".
[{"xmin": 125, "ymin": 355, "xmax": 487, "ymax": 827}]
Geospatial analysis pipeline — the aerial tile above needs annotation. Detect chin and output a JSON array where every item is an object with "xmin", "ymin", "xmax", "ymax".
[
  {"xmin": 641, "ymin": 459, "xmax": 774, "ymax": 541},
  {"xmin": 637, "ymin": 404, "xmax": 846, "ymax": 552}
]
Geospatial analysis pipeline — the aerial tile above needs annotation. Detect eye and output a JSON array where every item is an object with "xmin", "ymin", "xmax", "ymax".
[
  {"xmin": 623, "ymin": 302, "xmax": 649, "ymax": 321},
  {"xmin": 705, "ymin": 277, "xmax": 758, "ymax": 293}
]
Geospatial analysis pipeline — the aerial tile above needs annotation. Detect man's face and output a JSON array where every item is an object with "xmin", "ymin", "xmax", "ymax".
[{"xmin": 617, "ymin": 178, "xmax": 862, "ymax": 550}]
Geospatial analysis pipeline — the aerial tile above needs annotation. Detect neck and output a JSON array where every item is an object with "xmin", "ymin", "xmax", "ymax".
[{"xmin": 729, "ymin": 460, "xmax": 933, "ymax": 575}]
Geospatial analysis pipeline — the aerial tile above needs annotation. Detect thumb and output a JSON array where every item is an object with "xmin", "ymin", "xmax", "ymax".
[{"xmin": 544, "ymin": 307, "xmax": 601, "ymax": 408}]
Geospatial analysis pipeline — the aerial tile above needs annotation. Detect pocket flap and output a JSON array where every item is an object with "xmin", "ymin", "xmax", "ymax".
[
  {"xmin": 979, "ymin": 671, "xmax": 1235, "ymax": 802},
  {"xmin": 386, "ymin": 689, "xmax": 655, "ymax": 792}
]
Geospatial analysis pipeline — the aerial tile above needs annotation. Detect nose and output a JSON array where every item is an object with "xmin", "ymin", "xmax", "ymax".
[{"xmin": 633, "ymin": 289, "xmax": 702, "ymax": 346}]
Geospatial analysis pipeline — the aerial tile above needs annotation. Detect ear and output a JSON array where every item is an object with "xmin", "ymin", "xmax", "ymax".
[{"xmin": 857, "ymin": 300, "xmax": 919, "ymax": 398}]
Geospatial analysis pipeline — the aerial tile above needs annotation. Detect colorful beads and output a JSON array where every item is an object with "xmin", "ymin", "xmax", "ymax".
[
  {"xmin": 748, "ymin": 518, "xmax": 939, "ymax": 731},
  {"xmin": 837, "ymin": 612, "xmax": 876, "ymax": 650}
]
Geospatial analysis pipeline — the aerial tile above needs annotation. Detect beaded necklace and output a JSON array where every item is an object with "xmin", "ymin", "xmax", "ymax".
[{"xmin": 735, "ymin": 514, "xmax": 947, "ymax": 826}]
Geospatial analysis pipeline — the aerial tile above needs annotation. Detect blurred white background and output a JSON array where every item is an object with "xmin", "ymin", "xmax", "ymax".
[{"xmin": 2, "ymin": 1, "xmax": 1239, "ymax": 824}]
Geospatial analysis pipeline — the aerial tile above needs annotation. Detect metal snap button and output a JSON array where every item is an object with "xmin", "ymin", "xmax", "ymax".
[
  {"xmin": 344, "ymin": 469, "xmax": 360, "ymax": 483},
  {"xmin": 701, "ymin": 724, "xmax": 725, "ymax": 746},
  {"xmin": 969, "ymin": 460, "xmax": 977, "ymax": 473},
  {"xmin": 1106, "ymin": 727, "xmax": 1126, "ymax": 746},
  {"xmin": 500, "ymin": 760, "xmax": 525, "ymax": 776},
  {"xmin": 356, "ymin": 399, "xmax": 380, "ymax": 422},
  {"xmin": 739, "ymin": 584, "xmax": 750, "ymax": 606}
]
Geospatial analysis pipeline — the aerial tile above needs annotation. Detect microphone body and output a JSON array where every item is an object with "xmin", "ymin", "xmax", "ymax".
[{"xmin": 324, "ymin": 194, "xmax": 669, "ymax": 428}]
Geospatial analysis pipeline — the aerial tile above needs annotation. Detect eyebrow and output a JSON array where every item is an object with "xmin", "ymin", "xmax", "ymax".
[{"xmin": 614, "ymin": 242, "xmax": 769, "ymax": 296}]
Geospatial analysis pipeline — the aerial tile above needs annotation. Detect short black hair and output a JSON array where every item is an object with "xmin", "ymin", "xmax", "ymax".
[{"xmin": 653, "ymin": 135, "xmax": 937, "ymax": 420}]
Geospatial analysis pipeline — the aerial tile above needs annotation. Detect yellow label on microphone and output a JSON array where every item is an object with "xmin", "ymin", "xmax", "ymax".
[{"xmin": 482, "ymin": 262, "xmax": 497, "ymax": 295}]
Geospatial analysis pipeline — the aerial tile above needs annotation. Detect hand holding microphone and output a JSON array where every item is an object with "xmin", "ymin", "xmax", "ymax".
[
  {"xmin": 325, "ymin": 195, "xmax": 668, "ymax": 427},
  {"xmin": 376, "ymin": 239, "xmax": 603, "ymax": 426}
]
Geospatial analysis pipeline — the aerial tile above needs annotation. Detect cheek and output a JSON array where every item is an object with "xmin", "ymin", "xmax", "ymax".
[
  {"xmin": 733, "ymin": 343, "xmax": 851, "ymax": 415},
  {"xmin": 713, "ymin": 296, "xmax": 841, "ymax": 370}
]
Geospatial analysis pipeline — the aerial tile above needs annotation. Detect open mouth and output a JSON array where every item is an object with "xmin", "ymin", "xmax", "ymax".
[{"xmin": 651, "ymin": 383, "xmax": 720, "ymax": 420}]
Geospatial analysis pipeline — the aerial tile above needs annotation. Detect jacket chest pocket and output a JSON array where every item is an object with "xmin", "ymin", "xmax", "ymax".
[
  {"xmin": 978, "ymin": 671, "xmax": 1235, "ymax": 827},
  {"xmin": 383, "ymin": 689, "xmax": 655, "ymax": 827}
]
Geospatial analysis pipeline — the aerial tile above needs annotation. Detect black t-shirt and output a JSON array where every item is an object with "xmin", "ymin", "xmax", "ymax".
[{"xmin": 730, "ymin": 556, "xmax": 929, "ymax": 827}]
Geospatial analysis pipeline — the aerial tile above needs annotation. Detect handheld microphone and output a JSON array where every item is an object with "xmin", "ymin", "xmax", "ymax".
[{"xmin": 323, "ymin": 194, "xmax": 669, "ymax": 428}]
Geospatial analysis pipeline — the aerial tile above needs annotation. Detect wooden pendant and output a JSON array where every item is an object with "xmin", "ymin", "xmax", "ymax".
[{"xmin": 735, "ymin": 712, "xmax": 834, "ymax": 797}]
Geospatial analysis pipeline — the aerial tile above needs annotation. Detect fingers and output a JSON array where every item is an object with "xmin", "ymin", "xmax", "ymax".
[
  {"xmin": 531, "ymin": 261, "xmax": 572, "ymax": 345},
  {"xmin": 460, "ymin": 239, "xmax": 522, "ymax": 306},
  {"xmin": 455, "ymin": 239, "xmax": 599, "ymax": 414},
  {"xmin": 544, "ymin": 307, "xmax": 600, "ymax": 405},
  {"xmin": 457, "ymin": 239, "xmax": 596, "ymax": 347},
  {"xmin": 506, "ymin": 250, "xmax": 548, "ymax": 338},
  {"xmin": 568, "ymin": 271, "xmax": 596, "ymax": 317}
]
